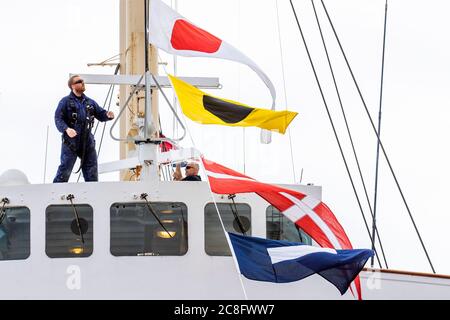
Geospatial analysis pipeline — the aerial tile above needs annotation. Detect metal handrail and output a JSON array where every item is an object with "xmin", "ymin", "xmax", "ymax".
[
  {"xmin": 109, "ymin": 73, "xmax": 186, "ymax": 145},
  {"xmin": 109, "ymin": 74, "xmax": 145, "ymax": 142},
  {"xmin": 151, "ymin": 73, "xmax": 187, "ymax": 143}
]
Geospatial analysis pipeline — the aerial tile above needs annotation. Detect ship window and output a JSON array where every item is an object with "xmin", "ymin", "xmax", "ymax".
[
  {"xmin": 46, "ymin": 205, "xmax": 93, "ymax": 258},
  {"xmin": 0, "ymin": 206, "xmax": 30, "ymax": 261},
  {"xmin": 204, "ymin": 203, "xmax": 251, "ymax": 256},
  {"xmin": 266, "ymin": 205, "xmax": 312, "ymax": 245},
  {"xmin": 110, "ymin": 202, "xmax": 188, "ymax": 256}
]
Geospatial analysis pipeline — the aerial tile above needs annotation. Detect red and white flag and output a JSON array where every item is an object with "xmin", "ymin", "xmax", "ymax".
[
  {"xmin": 202, "ymin": 158, "xmax": 364, "ymax": 300},
  {"xmin": 149, "ymin": 0, "xmax": 276, "ymax": 109}
]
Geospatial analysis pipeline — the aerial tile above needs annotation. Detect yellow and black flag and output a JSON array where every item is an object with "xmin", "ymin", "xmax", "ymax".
[{"xmin": 168, "ymin": 75, "xmax": 298, "ymax": 134}]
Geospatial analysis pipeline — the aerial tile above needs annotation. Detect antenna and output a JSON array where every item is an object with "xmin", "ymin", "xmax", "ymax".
[
  {"xmin": 299, "ymin": 168, "xmax": 303, "ymax": 184},
  {"xmin": 43, "ymin": 125, "xmax": 49, "ymax": 184}
]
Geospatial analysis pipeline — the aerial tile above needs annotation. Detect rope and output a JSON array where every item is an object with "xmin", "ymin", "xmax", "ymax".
[
  {"xmin": 319, "ymin": 0, "xmax": 435, "ymax": 273},
  {"xmin": 275, "ymin": 0, "xmax": 297, "ymax": 183},
  {"xmin": 310, "ymin": 0, "xmax": 388, "ymax": 268},
  {"xmin": 97, "ymin": 64, "xmax": 120, "ymax": 156},
  {"xmin": 289, "ymin": 0, "xmax": 382, "ymax": 267},
  {"xmin": 77, "ymin": 64, "xmax": 120, "ymax": 182}
]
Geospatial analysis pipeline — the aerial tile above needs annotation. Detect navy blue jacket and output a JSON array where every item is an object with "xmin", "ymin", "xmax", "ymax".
[
  {"xmin": 182, "ymin": 175, "xmax": 202, "ymax": 181},
  {"xmin": 54, "ymin": 92, "xmax": 110, "ymax": 146}
]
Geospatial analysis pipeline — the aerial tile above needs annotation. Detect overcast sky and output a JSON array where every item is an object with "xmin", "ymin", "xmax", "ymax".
[{"xmin": 0, "ymin": 0, "xmax": 449, "ymax": 275}]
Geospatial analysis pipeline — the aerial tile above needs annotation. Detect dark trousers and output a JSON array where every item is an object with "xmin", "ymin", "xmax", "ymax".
[{"xmin": 53, "ymin": 142, "xmax": 98, "ymax": 183}]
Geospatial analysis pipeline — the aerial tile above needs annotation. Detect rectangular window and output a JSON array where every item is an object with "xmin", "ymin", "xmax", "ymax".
[
  {"xmin": 110, "ymin": 202, "xmax": 188, "ymax": 256},
  {"xmin": 46, "ymin": 205, "xmax": 93, "ymax": 258},
  {"xmin": 266, "ymin": 205, "xmax": 312, "ymax": 244},
  {"xmin": 204, "ymin": 203, "xmax": 251, "ymax": 256},
  {"xmin": 0, "ymin": 206, "xmax": 30, "ymax": 261}
]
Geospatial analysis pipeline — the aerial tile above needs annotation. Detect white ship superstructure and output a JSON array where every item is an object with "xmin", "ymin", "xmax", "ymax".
[{"xmin": 1, "ymin": 0, "xmax": 449, "ymax": 300}]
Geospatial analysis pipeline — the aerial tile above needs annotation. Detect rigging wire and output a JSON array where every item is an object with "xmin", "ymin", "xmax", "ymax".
[
  {"xmin": 77, "ymin": 64, "xmax": 120, "ymax": 183},
  {"xmin": 43, "ymin": 125, "xmax": 49, "ymax": 184},
  {"xmin": 237, "ymin": 0, "xmax": 246, "ymax": 175},
  {"xmin": 98, "ymin": 67, "xmax": 120, "ymax": 156},
  {"xmin": 371, "ymin": 0, "xmax": 388, "ymax": 268},
  {"xmin": 0, "ymin": 198, "xmax": 9, "ymax": 225},
  {"xmin": 171, "ymin": 0, "xmax": 180, "ymax": 140},
  {"xmin": 97, "ymin": 84, "xmax": 116, "ymax": 157},
  {"xmin": 96, "ymin": 53, "xmax": 121, "ymax": 66},
  {"xmin": 275, "ymin": 0, "xmax": 297, "ymax": 184},
  {"xmin": 319, "ymin": 0, "xmax": 436, "ymax": 273},
  {"xmin": 289, "ymin": 0, "xmax": 383, "ymax": 267},
  {"xmin": 242, "ymin": 129, "xmax": 246, "ymax": 175},
  {"xmin": 310, "ymin": 0, "xmax": 388, "ymax": 268}
]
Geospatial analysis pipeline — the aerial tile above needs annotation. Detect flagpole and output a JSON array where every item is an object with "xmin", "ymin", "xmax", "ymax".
[
  {"xmin": 200, "ymin": 159, "xmax": 249, "ymax": 300},
  {"xmin": 143, "ymin": 0, "xmax": 151, "ymax": 140}
]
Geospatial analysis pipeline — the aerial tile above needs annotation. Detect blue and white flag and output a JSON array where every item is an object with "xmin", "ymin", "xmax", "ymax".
[{"xmin": 228, "ymin": 232, "xmax": 374, "ymax": 295}]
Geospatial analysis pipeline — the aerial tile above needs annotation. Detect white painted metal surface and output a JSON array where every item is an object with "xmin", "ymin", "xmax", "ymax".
[
  {"xmin": 1, "ymin": 181, "xmax": 449, "ymax": 299},
  {"xmin": 73, "ymin": 73, "xmax": 221, "ymax": 88}
]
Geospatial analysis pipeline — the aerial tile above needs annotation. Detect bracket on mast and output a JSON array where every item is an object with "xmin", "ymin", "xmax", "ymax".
[{"xmin": 71, "ymin": 72, "xmax": 218, "ymax": 182}]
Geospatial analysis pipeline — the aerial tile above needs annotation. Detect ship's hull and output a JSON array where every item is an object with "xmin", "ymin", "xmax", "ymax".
[{"xmin": 1, "ymin": 181, "xmax": 449, "ymax": 299}]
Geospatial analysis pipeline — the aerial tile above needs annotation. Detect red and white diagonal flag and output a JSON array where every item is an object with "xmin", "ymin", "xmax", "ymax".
[
  {"xmin": 202, "ymin": 158, "xmax": 364, "ymax": 300},
  {"xmin": 149, "ymin": 0, "xmax": 276, "ymax": 110}
]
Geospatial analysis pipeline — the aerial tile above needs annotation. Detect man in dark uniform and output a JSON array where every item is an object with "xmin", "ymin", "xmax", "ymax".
[
  {"xmin": 173, "ymin": 162, "xmax": 202, "ymax": 181},
  {"xmin": 53, "ymin": 75, "xmax": 114, "ymax": 183}
]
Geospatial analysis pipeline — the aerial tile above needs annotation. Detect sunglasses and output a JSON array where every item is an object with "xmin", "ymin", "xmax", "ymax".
[
  {"xmin": 73, "ymin": 79, "xmax": 84, "ymax": 85},
  {"xmin": 185, "ymin": 166, "xmax": 193, "ymax": 169}
]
